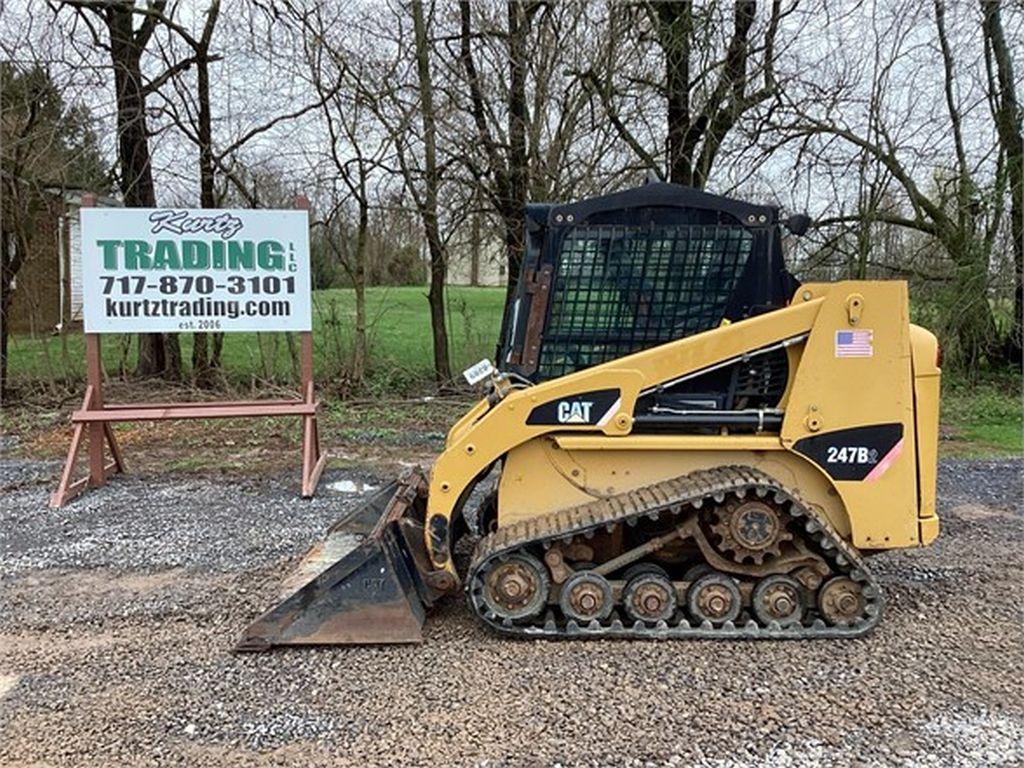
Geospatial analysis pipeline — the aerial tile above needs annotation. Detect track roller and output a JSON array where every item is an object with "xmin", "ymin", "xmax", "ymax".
[
  {"xmin": 559, "ymin": 571, "xmax": 614, "ymax": 623},
  {"xmin": 480, "ymin": 552, "xmax": 550, "ymax": 622},
  {"xmin": 752, "ymin": 574, "xmax": 805, "ymax": 627},
  {"xmin": 687, "ymin": 573, "xmax": 741, "ymax": 626},
  {"xmin": 623, "ymin": 572, "xmax": 676, "ymax": 624}
]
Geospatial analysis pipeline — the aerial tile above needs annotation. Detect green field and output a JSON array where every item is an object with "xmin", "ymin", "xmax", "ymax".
[
  {"xmin": 6, "ymin": 285, "xmax": 1021, "ymax": 456},
  {"xmin": 5, "ymin": 286, "xmax": 507, "ymax": 395},
  {"xmin": 941, "ymin": 373, "xmax": 1023, "ymax": 456}
]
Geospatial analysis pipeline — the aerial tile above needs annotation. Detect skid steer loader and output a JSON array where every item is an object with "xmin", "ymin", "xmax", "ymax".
[{"xmin": 238, "ymin": 182, "xmax": 941, "ymax": 649}]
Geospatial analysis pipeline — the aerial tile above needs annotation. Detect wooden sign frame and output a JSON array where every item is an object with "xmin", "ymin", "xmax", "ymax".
[{"xmin": 50, "ymin": 196, "xmax": 325, "ymax": 508}]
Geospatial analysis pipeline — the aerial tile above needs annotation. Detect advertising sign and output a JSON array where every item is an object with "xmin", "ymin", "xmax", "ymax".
[{"xmin": 81, "ymin": 208, "xmax": 311, "ymax": 333}]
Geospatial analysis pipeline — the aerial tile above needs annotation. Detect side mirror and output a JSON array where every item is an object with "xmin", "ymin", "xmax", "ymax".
[{"xmin": 784, "ymin": 213, "xmax": 811, "ymax": 236}]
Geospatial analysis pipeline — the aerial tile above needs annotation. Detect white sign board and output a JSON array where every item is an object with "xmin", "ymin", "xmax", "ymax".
[{"xmin": 81, "ymin": 208, "xmax": 311, "ymax": 333}]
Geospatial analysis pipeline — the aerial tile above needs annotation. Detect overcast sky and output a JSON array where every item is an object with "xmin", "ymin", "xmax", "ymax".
[{"xmin": 2, "ymin": 0, "xmax": 1020, "ymax": 234}]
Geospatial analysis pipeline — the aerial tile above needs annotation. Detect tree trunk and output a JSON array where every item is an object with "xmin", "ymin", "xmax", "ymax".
[
  {"xmin": 411, "ymin": 0, "xmax": 451, "ymax": 384},
  {"xmin": 192, "ymin": 331, "xmax": 208, "ymax": 382},
  {"xmin": 0, "ymin": 224, "xmax": 26, "ymax": 402},
  {"xmin": 470, "ymin": 198, "xmax": 481, "ymax": 287},
  {"xmin": 651, "ymin": 1, "xmax": 759, "ymax": 189},
  {"xmin": 982, "ymin": 0, "xmax": 1022, "ymax": 365},
  {"xmin": 352, "ymin": 186, "xmax": 369, "ymax": 385},
  {"xmin": 105, "ymin": 5, "xmax": 176, "ymax": 379},
  {"xmin": 501, "ymin": 0, "xmax": 530, "ymax": 334},
  {"xmin": 855, "ymin": 165, "xmax": 873, "ymax": 280},
  {"xmin": 946, "ymin": 231, "xmax": 999, "ymax": 373},
  {"xmin": 211, "ymin": 331, "xmax": 224, "ymax": 371},
  {"xmin": 652, "ymin": 2, "xmax": 694, "ymax": 185},
  {"xmin": 164, "ymin": 334, "xmax": 181, "ymax": 379},
  {"xmin": 107, "ymin": 8, "xmax": 155, "ymax": 210},
  {"xmin": 950, "ymin": 265, "xmax": 998, "ymax": 373},
  {"xmin": 192, "ymin": 27, "xmax": 220, "ymax": 387},
  {"xmin": 505, "ymin": 1, "xmax": 530, "ymax": 271}
]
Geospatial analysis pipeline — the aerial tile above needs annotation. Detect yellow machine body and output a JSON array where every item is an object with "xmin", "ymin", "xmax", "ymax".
[{"xmin": 425, "ymin": 280, "xmax": 940, "ymax": 576}]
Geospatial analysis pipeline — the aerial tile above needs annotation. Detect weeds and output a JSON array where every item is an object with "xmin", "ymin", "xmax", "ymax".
[
  {"xmin": 4, "ymin": 287, "xmax": 505, "ymax": 400},
  {"xmin": 942, "ymin": 370, "xmax": 1023, "ymax": 456}
]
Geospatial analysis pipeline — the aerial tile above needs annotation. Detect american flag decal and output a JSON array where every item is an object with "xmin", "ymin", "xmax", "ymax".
[{"xmin": 835, "ymin": 329, "xmax": 873, "ymax": 357}]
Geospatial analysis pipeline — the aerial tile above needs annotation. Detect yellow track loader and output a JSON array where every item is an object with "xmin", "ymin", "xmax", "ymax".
[{"xmin": 238, "ymin": 182, "xmax": 941, "ymax": 649}]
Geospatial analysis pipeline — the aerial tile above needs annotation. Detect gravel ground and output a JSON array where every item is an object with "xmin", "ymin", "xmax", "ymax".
[{"xmin": 1, "ymin": 456, "xmax": 1022, "ymax": 767}]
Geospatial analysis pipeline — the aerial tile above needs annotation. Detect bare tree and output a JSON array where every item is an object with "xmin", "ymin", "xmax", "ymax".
[
  {"xmin": 452, "ymin": 1, "xmax": 631, "ymax": 345},
  {"xmin": 581, "ymin": 1, "xmax": 790, "ymax": 187},
  {"xmin": 455, "ymin": 1, "xmax": 536, "ymax": 347},
  {"xmin": 150, "ymin": 0, "xmax": 222, "ymax": 384},
  {"xmin": 9, "ymin": 0, "xmax": 1015, "ymax": 394},
  {"xmin": 53, "ymin": 0, "xmax": 200, "ymax": 378},
  {"xmin": 137, "ymin": 1, "xmax": 344, "ymax": 384},
  {"xmin": 767, "ymin": 0, "xmax": 1010, "ymax": 369},
  {"xmin": 981, "ymin": 0, "xmax": 1022, "ymax": 365},
  {"xmin": 300, "ymin": 3, "xmax": 395, "ymax": 385},
  {"xmin": 294, "ymin": 0, "xmax": 459, "ymax": 385},
  {"xmin": 409, "ymin": 0, "xmax": 451, "ymax": 383}
]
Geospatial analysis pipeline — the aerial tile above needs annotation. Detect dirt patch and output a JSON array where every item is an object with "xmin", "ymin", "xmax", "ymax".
[
  {"xmin": 7, "ymin": 395, "xmax": 451, "ymax": 480},
  {"xmin": 25, "ymin": 419, "xmax": 304, "ymax": 476},
  {"xmin": 11, "ymin": 568, "xmax": 189, "ymax": 596},
  {"xmin": 23, "ymin": 421, "xmax": 425, "ymax": 483},
  {"xmin": 0, "ymin": 631, "xmax": 124, "ymax": 656},
  {"xmin": 0, "ymin": 675, "xmax": 19, "ymax": 701},
  {"xmin": 950, "ymin": 502, "xmax": 1017, "ymax": 521}
]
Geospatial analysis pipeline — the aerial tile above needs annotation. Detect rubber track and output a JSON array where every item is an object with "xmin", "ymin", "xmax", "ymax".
[{"xmin": 466, "ymin": 465, "xmax": 883, "ymax": 639}]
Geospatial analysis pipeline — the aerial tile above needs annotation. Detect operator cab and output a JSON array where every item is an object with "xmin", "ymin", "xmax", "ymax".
[{"xmin": 497, "ymin": 182, "xmax": 805, "ymax": 432}]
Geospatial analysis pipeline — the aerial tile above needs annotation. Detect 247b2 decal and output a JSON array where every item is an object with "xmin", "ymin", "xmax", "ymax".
[
  {"xmin": 825, "ymin": 446, "xmax": 880, "ymax": 465},
  {"xmin": 794, "ymin": 423, "xmax": 903, "ymax": 481}
]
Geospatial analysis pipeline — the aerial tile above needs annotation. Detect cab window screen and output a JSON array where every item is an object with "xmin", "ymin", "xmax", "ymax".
[{"xmin": 538, "ymin": 224, "xmax": 753, "ymax": 379}]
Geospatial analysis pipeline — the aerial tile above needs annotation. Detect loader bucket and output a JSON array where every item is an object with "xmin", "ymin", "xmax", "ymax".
[{"xmin": 237, "ymin": 469, "xmax": 441, "ymax": 651}]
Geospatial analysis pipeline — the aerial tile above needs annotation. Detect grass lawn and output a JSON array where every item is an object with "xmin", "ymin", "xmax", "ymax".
[
  {"xmin": 5, "ymin": 285, "xmax": 507, "ymax": 395},
  {"xmin": 941, "ymin": 373, "xmax": 1023, "ymax": 457},
  {"xmin": 6, "ymin": 285, "xmax": 1021, "ymax": 457}
]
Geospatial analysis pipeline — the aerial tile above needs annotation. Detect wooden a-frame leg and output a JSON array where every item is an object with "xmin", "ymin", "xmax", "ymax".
[
  {"xmin": 300, "ymin": 383, "xmax": 326, "ymax": 498},
  {"xmin": 103, "ymin": 422, "xmax": 126, "ymax": 474},
  {"xmin": 50, "ymin": 422, "xmax": 87, "ymax": 508},
  {"xmin": 50, "ymin": 384, "xmax": 126, "ymax": 509},
  {"xmin": 301, "ymin": 411, "xmax": 327, "ymax": 498}
]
